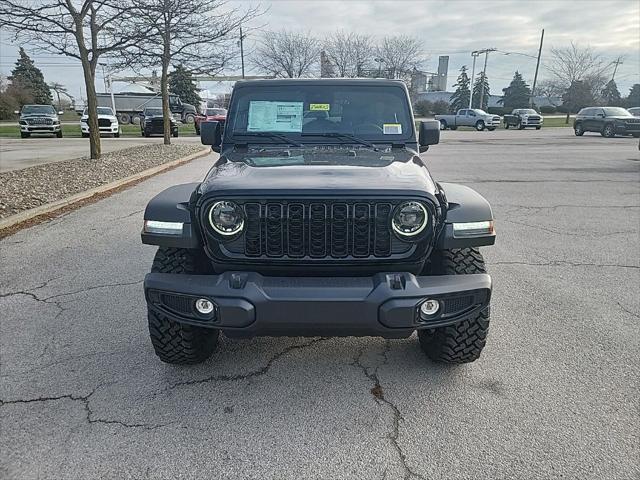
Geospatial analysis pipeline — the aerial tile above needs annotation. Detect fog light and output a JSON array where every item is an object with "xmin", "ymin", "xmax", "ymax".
[
  {"xmin": 420, "ymin": 299, "xmax": 440, "ymax": 317},
  {"xmin": 195, "ymin": 298, "xmax": 214, "ymax": 315}
]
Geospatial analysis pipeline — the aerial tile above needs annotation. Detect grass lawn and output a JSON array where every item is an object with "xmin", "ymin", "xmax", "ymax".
[{"xmin": 0, "ymin": 123, "xmax": 197, "ymax": 138}]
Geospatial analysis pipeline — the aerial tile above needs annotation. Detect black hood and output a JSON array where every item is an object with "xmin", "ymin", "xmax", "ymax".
[{"xmin": 198, "ymin": 149, "xmax": 437, "ymax": 198}]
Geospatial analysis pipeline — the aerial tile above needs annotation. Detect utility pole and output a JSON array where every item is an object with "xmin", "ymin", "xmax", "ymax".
[
  {"xmin": 469, "ymin": 51, "xmax": 479, "ymax": 109},
  {"xmin": 238, "ymin": 26, "xmax": 247, "ymax": 79},
  {"xmin": 100, "ymin": 63, "xmax": 108, "ymax": 93},
  {"xmin": 611, "ymin": 57, "xmax": 623, "ymax": 81},
  {"xmin": 469, "ymin": 48, "xmax": 495, "ymax": 109},
  {"xmin": 530, "ymin": 28, "xmax": 545, "ymax": 108}
]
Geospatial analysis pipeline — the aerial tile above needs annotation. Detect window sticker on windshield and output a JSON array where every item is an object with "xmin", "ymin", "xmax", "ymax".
[
  {"xmin": 309, "ymin": 103, "xmax": 330, "ymax": 111},
  {"xmin": 248, "ymin": 101, "xmax": 303, "ymax": 132},
  {"xmin": 383, "ymin": 123, "xmax": 402, "ymax": 135}
]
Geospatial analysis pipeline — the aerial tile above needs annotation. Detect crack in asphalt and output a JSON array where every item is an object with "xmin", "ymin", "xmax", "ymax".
[
  {"xmin": 0, "ymin": 384, "xmax": 167, "ymax": 430},
  {"xmin": 493, "ymin": 260, "xmax": 640, "ymax": 270},
  {"xmin": 161, "ymin": 337, "xmax": 330, "ymax": 393},
  {"xmin": 351, "ymin": 343, "xmax": 427, "ymax": 480},
  {"xmin": 0, "ymin": 279, "xmax": 142, "ymax": 303},
  {"xmin": 500, "ymin": 218, "xmax": 636, "ymax": 237},
  {"xmin": 617, "ymin": 302, "xmax": 640, "ymax": 319}
]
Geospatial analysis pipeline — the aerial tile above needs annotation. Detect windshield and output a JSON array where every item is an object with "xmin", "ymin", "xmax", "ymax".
[
  {"xmin": 144, "ymin": 108, "xmax": 163, "ymax": 116},
  {"xmin": 227, "ymin": 84, "xmax": 413, "ymax": 143},
  {"xmin": 206, "ymin": 108, "xmax": 226, "ymax": 116},
  {"xmin": 471, "ymin": 109, "xmax": 488, "ymax": 115},
  {"xmin": 83, "ymin": 107, "xmax": 114, "ymax": 115},
  {"xmin": 22, "ymin": 105, "xmax": 55, "ymax": 115},
  {"xmin": 515, "ymin": 109, "xmax": 537, "ymax": 115},
  {"xmin": 603, "ymin": 107, "xmax": 632, "ymax": 117}
]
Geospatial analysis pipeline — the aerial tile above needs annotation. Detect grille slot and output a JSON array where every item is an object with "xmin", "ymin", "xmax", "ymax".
[
  {"xmin": 265, "ymin": 203, "xmax": 284, "ymax": 256},
  {"xmin": 98, "ymin": 118, "xmax": 112, "ymax": 127}
]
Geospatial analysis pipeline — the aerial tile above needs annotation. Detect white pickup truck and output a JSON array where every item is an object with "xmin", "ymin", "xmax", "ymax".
[{"xmin": 435, "ymin": 109, "xmax": 501, "ymax": 131}]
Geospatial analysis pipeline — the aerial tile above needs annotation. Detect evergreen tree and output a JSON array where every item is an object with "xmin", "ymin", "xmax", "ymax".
[
  {"xmin": 624, "ymin": 83, "xmax": 639, "ymax": 108},
  {"xmin": 562, "ymin": 80, "xmax": 594, "ymax": 122},
  {"xmin": 601, "ymin": 80, "xmax": 621, "ymax": 106},
  {"xmin": 472, "ymin": 72, "xmax": 490, "ymax": 110},
  {"xmin": 501, "ymin": 71, "xmax": 532, "ymax": 109},
  {"xmin": 168, "ymin": 65, "xmax": 201, "ymax": 110},
  {"xmin": 9, "ymin": 48, "xmax": 52, "ymax": 105},
  {"xmin": 449, "ymin": 66, "xmax": 470, "ymax": 112}
]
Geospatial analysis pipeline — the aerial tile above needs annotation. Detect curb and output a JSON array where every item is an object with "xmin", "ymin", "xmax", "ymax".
[{"xmin": 0, "ymin": 147, "xmax": 211, "ymax": 236}]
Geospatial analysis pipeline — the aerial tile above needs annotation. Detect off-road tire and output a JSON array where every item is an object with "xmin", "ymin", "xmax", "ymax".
[
  {"xmin": 418, "ymin": 248, "xmax": 490, "ymax": 363},
  {"xmin": 147, "ymin": 247, "xmax": 219, "ymax": 364}
]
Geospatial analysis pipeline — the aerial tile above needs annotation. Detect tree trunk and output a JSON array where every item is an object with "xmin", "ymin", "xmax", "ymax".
[
  {"xmin": 81, "ymin": 59, "xmax": 101, "ymax": 160},
  {"xmin": 565, "ymin": 112, "xmax": 570, "ymax": 124},
  {"xmin": 161, "ymin": 63, "xmax": 171, "ymax": 146}
]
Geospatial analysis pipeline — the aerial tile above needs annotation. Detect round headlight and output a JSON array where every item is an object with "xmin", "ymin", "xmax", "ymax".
[
  {"xmin": 208, "ymin": 201, "xmax": 244, "ymax": 236},
  {"xmin": 392, "ymin": 201, "xmax": 428, "ymax": 237}
]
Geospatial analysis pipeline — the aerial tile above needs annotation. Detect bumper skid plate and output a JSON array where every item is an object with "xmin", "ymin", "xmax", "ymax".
[{"xmin": 144, "ymin": 272, "xmax": 491, "ymax": 338}]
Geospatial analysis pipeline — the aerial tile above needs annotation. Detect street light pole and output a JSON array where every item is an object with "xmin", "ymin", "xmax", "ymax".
[{"xmin": 478, "ymin": 50, "xmax": 491, "ymax": 110}]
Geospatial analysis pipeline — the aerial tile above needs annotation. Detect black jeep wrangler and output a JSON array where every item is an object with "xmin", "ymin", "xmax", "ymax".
[{"xmin": 141, "ymin": 79, "xmax": 495, "ymax": 365}]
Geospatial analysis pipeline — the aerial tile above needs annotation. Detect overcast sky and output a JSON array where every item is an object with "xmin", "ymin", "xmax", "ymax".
[{"xmin": 1, "ymin": 0, "xmax": 638, "ymax": 101}]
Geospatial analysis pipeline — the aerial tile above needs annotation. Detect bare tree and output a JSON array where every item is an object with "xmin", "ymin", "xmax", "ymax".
[
  {"xmin": 324, "ymin": 31, "xmax": 373, "ymax": 77},
  {"xmin": 253, "ymin": 30, "xmax": 322, "ymax": 78},
  {"xmin": 121, "ymin": 0, "xmax": 258, "ymax": 145},
  {"xmin": 49, "ymin": 82, "xmax": 74, "ymax": 112},
  {"xmin": 547, "ymin": 42, "xmax": 611, "ymax": 87},
  {"xmin": 0, "ymin": 0, "xmax": 143, "ymax": 159},
  {"xmin": 375, "ymin": 35, "xmax": 425, "ymax": 80}
]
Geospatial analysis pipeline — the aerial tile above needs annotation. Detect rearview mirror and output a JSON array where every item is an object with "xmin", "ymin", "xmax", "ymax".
[
  {"xmin": 418, "ymin": 120, "xmax": 440, "ymax": 152},
  {"xmin": 201, "ymin": 121, "xmax": 222, "ymax": 152}
]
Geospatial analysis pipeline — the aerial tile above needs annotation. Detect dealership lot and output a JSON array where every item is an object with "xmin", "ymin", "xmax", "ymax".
[
  {"xmin": 0, "ymin": 129, "xmax": 638, "ymax": 479},
  {"xmin": 0, "ymin": 136, "xmax": 202, "ymax": 173}
]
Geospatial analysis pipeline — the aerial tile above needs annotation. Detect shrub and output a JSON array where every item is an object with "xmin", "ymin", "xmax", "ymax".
[{"xmin": 540, "ymin": 105, "xmax": 557, "ymax": 114}]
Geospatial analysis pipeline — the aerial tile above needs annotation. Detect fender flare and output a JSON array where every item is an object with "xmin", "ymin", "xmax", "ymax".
[
  {"xmin": 437, "ymin": 182, "xmax": 495, "ymax": 249},
  {"xmin": 141, "ymin": 183, "xmax": 201, "ymax": 248}
]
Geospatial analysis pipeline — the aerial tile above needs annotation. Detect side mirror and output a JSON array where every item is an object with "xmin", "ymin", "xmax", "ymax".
[
  {"xmin": 418, "ymin": 120, "xmax": 440, "ymax": 152},
  {"xmin": 596, "ymin": 113, "xmax": 605, "ymax": 118},
  {"xmin": 201, "ymin": 121, "xmax": 222, "ymax": 152}
]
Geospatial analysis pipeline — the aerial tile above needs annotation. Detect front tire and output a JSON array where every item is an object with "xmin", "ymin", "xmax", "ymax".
[
  {"xmin": 439, "ymin": 119, "xmax": 448, "ymax": 130},
  {"xmin": 418, "ymin": 248, "xmax": 490, "ymax": 363},
  {"xmin": 602, "ymin": 123, "xmax": 616, "ymax": 138},
  {"xmin": 475, "ymin": 120, "xmax": 485, "ymax": 131},
  {"xmin": 147, "ymin": 247, "xmax": 219, "ymax": 364},
  {"xmin": 574, "ymin": 123, "xmax": 584, "ymax": 136},
  {"xmin": 56, "ymin": 131, "xmax": 63, "ymax": 138},
  {"xmin": 20, "ymin": 132, "xmax": 30, "ymax": 138}
]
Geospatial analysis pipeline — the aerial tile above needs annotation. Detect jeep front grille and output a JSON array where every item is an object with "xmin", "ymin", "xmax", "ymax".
[{"xmin": 212, "ymin": 199, "xmax": 424, "ymax": 261}]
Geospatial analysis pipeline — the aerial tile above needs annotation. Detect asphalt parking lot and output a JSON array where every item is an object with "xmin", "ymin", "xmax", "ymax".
[
  {"xmin": 1, "ymin": 128, "xmax": 638, "ymax": 479},
  {"xmin": 0, "ymin": 136, "xmax": 201, "ymax": 172}
]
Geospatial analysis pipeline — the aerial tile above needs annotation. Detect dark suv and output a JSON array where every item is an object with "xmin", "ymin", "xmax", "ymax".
[
  {"xmin": 141, "ymin": 107, "xmax": 179, "ymax": 137},
  {"xmin": 141, "ymin": 79, "xmax": 496, "ymax": 366},
  {"xmin": 574, "ymin": 107, "xmax": 640, "ymax": 138}
]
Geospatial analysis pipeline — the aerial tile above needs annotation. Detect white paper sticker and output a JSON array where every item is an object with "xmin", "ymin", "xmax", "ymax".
[
  {"xmin": 383, "ymin": 123, "xmax": 402, "ymax": 135},
  {"xmin": 248, "ymin": 101, "xmax": 303, "ymax": 132}
]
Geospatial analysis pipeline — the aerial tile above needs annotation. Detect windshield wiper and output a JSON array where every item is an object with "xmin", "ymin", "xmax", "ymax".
[
  {"xmin": 237, "ymin": 132, "xmax": 303, "ymax": 147},
  {"xmin": 301, "ymin": 132, "xmax": 380, "ymax": 151}
]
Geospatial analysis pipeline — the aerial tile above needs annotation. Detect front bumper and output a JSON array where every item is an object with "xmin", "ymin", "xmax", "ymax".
[
  {"xmin": 20, "ymin": 125, "xmax": 61, "ymax": 133},
  {"xmin": 81, "ymin": 124, "xmax": 120, "ymax": 134},
  {"xmin": 144, "ymin": 271, "xmax": 492, "ymax": 338}
]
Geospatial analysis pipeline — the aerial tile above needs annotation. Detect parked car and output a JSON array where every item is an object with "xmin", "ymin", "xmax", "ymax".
[
  {"xmin": 574, "ymin": 107, "xmax": 640, "ymax": 138},
  {"xmin": 194, "ymin": 107, "xmax": 227, "ymax": 135},
  {"xmin": 503, "ymin": 108, "xmax": 543, "ymax": 129},
  {"xmin": 140, "ymin": 78, "xmax": 496, "ymax": 365},
  {"xmin": 435, "ymin": 109, "xmax": 501, "ymax": 131},
  {"xmin": 15, "ymin": 104, "xmax": 63, "ymax": 138},
  {"xmin": 627, "ymin": 107, "xmax": 640, "ymax": 117},
  {"xmin": 80, "ymin": 107, "xmax": 120, "ymax": 138},
  {"xmin": 140, "ymin": 107, "xmax": 179, "ymax": 137}
]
